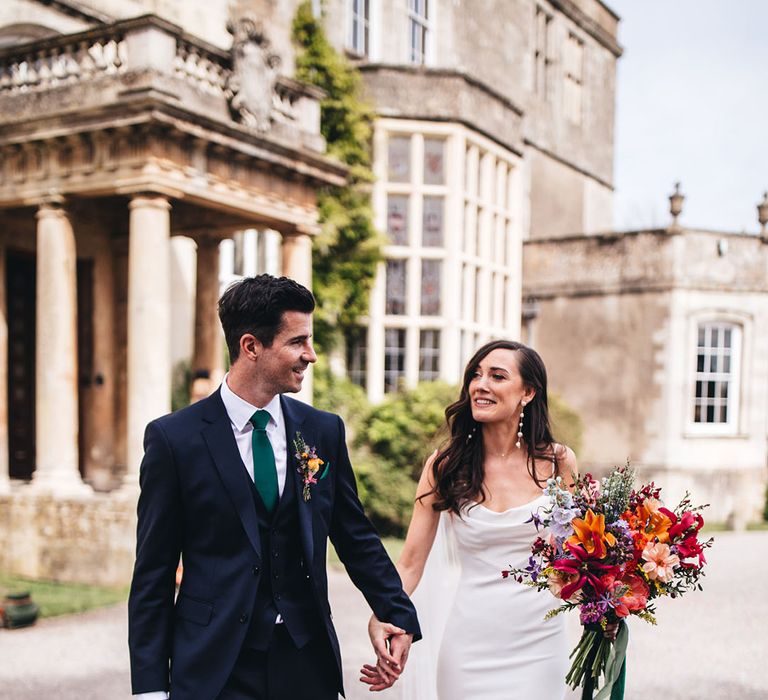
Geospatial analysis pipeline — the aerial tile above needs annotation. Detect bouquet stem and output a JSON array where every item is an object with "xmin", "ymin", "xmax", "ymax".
[{"xmin": 568, "ymin": 624, "xmax": 627, "ymax": 700}]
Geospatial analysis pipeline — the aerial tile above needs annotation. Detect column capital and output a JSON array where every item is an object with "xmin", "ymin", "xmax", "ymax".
[
  {"xmin": 36, "ymin": 192, "xmax": 67, "ymax": 216},
  {"xmin": 128, "ymin": 193, "xmax": 172, "ymax": 212}
]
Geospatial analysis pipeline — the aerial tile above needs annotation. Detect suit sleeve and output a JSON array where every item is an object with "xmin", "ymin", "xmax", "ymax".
[
  {"xmin": 328, "ymin": 416, "xmax": 422, "ymax": 641},
  {"xmin": 128, "ymin": 420, "xmax": 183, "ymax": 694}
]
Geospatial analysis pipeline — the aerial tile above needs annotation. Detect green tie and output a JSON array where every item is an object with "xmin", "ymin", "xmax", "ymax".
[{"xmin": 250, "ymin": 410, "xmax": 278, "ymax": 513}]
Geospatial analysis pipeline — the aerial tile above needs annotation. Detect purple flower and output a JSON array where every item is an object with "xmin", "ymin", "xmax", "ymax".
[
  {"xmin": 579, "ymin": 600, "xmax": 608, "ymax": 625},
  {"xmin": 526, "ymin": 556, "xmax": 542, "ymax": 582},
  {"xmin": 549, "ymin": 506, "xmax": 581, "ymax": 539},
  {"xmin": 527, "ymin": 511, "xmax": 545, "ymax": 530}
]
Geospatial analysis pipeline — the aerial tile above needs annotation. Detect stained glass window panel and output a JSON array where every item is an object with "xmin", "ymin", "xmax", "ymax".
[
  {"xmin": 387, "ymin": 195, "xmax": 409, "ymax": 245},
  {"xmin": 422, "ymin": 196, "xmax": 444, "ymax": 247}
]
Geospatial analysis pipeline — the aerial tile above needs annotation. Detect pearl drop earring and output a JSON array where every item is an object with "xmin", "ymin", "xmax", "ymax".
[{"xmin": 516, "ymin": 400, "xmax": 526, "ymax": 449}]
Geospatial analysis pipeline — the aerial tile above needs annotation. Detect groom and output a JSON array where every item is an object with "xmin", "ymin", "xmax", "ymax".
[{"xmin": 128, "ymin": 275, "xmax": 420, "ymax": 699}]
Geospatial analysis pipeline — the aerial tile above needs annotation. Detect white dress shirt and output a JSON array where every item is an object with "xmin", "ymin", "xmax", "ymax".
[{"xmin": 133, "ymin": 377, "xmax": 287, "ymax": 699}]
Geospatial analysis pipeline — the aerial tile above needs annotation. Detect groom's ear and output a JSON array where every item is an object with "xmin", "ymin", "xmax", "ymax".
[{"xmin": 240, "ymin": 333, "xmax": 262, "ymax": 362}]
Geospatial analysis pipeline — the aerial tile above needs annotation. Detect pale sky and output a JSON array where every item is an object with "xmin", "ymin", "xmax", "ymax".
[{"xmin": 609, "ymin": 0, "xmax": 768, "ymax": 233}]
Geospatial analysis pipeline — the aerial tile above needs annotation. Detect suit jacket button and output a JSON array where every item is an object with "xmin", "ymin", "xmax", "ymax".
[
  {"xmin": 252, "ymin": 565, "xmax": 259, "ymax": 575},
  {"xmin": 239, "ymin": 614, "xmax": 248, "ymax": 624},
  {"xmin": 275, "ymin": 594, "xmax": 281, "ymax": 601}
]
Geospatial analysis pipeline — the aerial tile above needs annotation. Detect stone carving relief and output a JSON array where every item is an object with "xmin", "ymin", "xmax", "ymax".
[{"xmin": 226, "ymin": 17, "xmax": 281, "ymax": 133}]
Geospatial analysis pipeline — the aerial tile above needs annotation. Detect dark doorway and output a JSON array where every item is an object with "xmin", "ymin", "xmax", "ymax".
[
  {"xmin": 6, "ymin": 251, "xmax": 36, "ymax": 480},
  {"xmin": 76, "ymin": 259, "xmax": 94, "ymax": 478}
]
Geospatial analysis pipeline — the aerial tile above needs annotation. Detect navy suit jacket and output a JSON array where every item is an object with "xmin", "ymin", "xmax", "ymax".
[{"xmin": 128, "ymin": 389, "xmax": 420, "ymax": 699}]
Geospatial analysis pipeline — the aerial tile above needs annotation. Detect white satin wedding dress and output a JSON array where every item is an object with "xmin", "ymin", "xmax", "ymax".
[{"xmin": 406, "ymin": 494, "xmax": 570, "ymax": 699}]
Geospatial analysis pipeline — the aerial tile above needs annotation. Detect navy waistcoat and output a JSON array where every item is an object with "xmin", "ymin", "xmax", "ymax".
[{"xmin": 244, "ymin": 458, "xmax": 322, "ymax": 651}]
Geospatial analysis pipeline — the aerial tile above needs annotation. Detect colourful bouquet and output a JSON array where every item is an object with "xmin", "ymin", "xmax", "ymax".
[{"xmin": 503, "ymin": 465, "xmax": 712, "ymax": 699}]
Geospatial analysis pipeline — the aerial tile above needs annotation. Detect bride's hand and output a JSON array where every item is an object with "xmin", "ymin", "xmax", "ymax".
[
  {"xmin": 603, "ymin": 621, "xmax": 620, "ymax": 641},
  {"xmin": 360, "ymin": 662, "xmax": 397, "ymax": 692}
]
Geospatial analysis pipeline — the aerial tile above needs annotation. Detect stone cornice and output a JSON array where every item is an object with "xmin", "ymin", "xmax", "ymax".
[
  {"xmin": 547, "ymin": 0, "xmax": 623, "ymax": 57},
  {"xmin": 524, "ymin": 138, "xmax": 614, "ymax": 190},
  {"xmin": 0, "ymin": 118, "xmax": 337, "ymax": 231},
  {"xmin": 358, "ymin": 64, "xmax": 525, "ymax": 117},
  {"xmin": 0, "ymin": 97, "xmax": 347, "ymax": 187},
  {"xmin": 31, "ymin": 0, "xmax": 113, "ymax": 25}
]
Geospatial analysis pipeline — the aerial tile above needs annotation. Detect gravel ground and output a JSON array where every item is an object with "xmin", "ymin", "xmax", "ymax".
[{"xmin": 0, "ymin": 531, "xmax": 764, "ymax": 699}]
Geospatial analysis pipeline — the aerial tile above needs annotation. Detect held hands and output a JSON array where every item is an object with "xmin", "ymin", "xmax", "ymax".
[{"xmin": 360, "ymin": 615, "xmax": 413, "ymax": 692}]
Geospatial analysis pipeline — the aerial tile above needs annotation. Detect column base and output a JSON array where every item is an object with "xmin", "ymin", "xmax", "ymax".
[{"xmin": 28, "ymin": 471, "xmax": 93, "ymax": 498}]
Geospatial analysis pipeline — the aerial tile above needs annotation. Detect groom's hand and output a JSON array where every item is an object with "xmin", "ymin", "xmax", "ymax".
[{"xmin": 367, "ymin": 616, "xmax": 405, "ymax": 671}]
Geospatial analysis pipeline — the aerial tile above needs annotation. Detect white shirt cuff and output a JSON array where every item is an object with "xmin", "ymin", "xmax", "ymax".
[{"xmin": 133, "ymin": 693, "xmax": 169, "ymax": 699}]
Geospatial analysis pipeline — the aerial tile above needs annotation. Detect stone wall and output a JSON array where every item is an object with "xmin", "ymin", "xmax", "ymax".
[
  {"xmin": 0, "ymin": 490, "xmax": 137, "ymax": 586},
  {"xmin": 524, "ymin": 228, "xmax": 768, "ymax": 525}
]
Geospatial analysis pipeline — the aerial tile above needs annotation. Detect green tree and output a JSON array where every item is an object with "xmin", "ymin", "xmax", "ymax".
[{"xmin": 292, "ymin": 2, "xmax": 383, "ymax": 354}]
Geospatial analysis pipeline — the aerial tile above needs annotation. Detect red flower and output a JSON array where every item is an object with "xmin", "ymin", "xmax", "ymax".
[
  {"xmin": 659, "ymin": 508, "xmax": 704, "ymax": 541},
  {"xmin": 675, "ymin": 533, "xmax": 707, "ymax": 568},
  {"xmin": 553, "ymin": 542, "xmax": 619, "ymax": 600}
]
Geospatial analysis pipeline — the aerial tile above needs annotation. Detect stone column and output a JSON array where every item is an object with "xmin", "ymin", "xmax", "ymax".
[
  {"xmin": 0, "ymin": 241, "xmax": 9, "ymax": 494},
  {"xmin": 33, "ymin": 200, "xmax": 89, "ymax": 494},
  {"xmin": 124, "ymin": 195, "xmax": 172, "ymax": 488},
  {"xmin": 191, "ymin": 237, "xmax": 223, "ymax": 402},
  {"xmin": 281, "ymin": 229, "xmax": 313, "ymax": 403},
  {"xmin": 281, "ymin": 229, "xmax": 313, "ymax": 289}
]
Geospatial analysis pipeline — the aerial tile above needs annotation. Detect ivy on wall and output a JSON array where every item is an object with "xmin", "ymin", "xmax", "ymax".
[{"xmin": 292, "ymin": 1, "xmax": 383, "ymax": 354}]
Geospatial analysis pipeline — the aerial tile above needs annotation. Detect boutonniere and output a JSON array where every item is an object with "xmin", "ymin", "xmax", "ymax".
[{"xmin": 293, "ymin": 432, "xmax": 329, "ymax": 502}]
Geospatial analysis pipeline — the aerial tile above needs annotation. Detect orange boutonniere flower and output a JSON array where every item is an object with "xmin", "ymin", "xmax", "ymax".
[{"xmin": 293, "ymin": 432, "xmax": 329, "ymax": 502}]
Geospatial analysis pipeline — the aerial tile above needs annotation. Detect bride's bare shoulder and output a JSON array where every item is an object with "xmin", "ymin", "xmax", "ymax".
[{"xmin": 553, "ymin": 443, "xmax": 578, "ymax": 479}]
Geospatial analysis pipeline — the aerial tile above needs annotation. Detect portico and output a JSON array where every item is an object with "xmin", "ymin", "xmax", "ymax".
[{"xmin": 0, "ymin": 14, "xmax": 344, "ymax": 582}]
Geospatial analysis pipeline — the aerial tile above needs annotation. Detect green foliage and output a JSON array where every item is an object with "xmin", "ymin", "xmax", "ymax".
[
  {"xmin": 549, "ymin": 393, "xmax": 583, "ymax": 456},
  {"xmin": 313, "ymin": 360, "xmax": 415, "ymax": 536},
  {"xmin": 357, "ymin": 382, "xmax": 458, "ymax": 481},
  {"xmin": 311, "ymin": 358, "xmax": 370, "ymax": 438},
  {"xmin": 0, "ymin": 572, "xmax": 128, "ymax": 618},
  {"xmin": 763, "ymin": 482, "xmax": 768, "ymax": 522},
  {"xmin": 352, "ymin": 450, "xmax": 417, "ymax": 538},
  {"xmin": 292, "ymin": 2, "xmax": 383, "ymax": 353},
  {"xmin": 171, "ymin": 360, "xmax": 191, "ymax": 412}
]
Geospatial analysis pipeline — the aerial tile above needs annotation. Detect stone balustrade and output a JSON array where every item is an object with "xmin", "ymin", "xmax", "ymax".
[
  {"xmin": 0, "ymin": 29, "xmax": 127, "ymax": 94},
  {"xmin": 173, "ymin": 37, "xmax": 229, "ymax": 98},
  {"xmin": 0, "ymin": 15, "xmax": 323, "ymax": 141}
]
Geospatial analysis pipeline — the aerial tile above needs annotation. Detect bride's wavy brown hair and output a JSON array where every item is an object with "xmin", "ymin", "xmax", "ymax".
[{"xmin": 422, "ymin": 339, "xmax": 559, "ymax": 515}]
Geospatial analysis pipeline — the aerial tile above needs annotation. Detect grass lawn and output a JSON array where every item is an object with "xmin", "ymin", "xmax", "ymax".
[
  {"xmin": 0, "ymin": 572, "xmax": 129, "ymax": 619},
  {"xmin": 328, "ymin": 537, "xmax": 405, "ymax": 570}
]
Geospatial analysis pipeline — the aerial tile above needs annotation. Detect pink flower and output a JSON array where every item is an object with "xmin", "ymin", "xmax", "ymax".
[
  {"xmin": 641, "ymin": 541, "xmax": 680, "ymax": 583},
  {"xmin": 547, "ymin": 570, "xmax": 583, "ymax": 602}
]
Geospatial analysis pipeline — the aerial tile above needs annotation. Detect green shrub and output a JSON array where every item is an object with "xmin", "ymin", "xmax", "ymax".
[
  {"xmin": 352, "ymin": 450, "xmax": 416, "ymax": 538},
  {"xmin": 356, "ymin": 382, "xmax": 458, "ymax": 481},
  {"xmin": 312, "ymin": 358, "xmax": 369, "ymax": 440},
  {"xmin": 171, "ymin": 360, "xmax": 192, "ymax": 412},
  {"xmin": 763, "ymin": 482, "xmax": 768, "ymax": 522}
]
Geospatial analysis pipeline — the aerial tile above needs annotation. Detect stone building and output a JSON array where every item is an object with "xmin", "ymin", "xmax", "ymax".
[
  {"xmin": 0, "ymin": 0, "xmax": 344, "ymax": 583},
  {"xmin": 317, "ymin": 0, "xmax": 622, "ymax": 401},
  {"xmin": 523, "ymin": 198, "xmax": 768, "ymax": 524}
]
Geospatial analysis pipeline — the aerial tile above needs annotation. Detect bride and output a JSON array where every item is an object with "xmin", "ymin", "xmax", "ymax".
[{"xmin": 362, "ymin": 339, "xmax": 585, "ymax": 699}]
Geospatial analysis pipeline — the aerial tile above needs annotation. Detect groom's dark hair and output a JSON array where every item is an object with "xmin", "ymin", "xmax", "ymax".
[{"xmin": 218, "ymin": 274, "xmax": 315, "ymax": 361}]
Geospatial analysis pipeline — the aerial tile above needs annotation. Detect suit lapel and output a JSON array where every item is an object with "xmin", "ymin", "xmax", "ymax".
[
  {"xmin": 281, "ymin": 395, "xmax": 314, "ymax": 567},
  {"xmin": 201, "ymin": 389, "xmax": 262, "ymax": 560}
]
